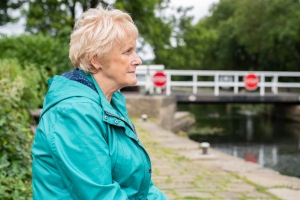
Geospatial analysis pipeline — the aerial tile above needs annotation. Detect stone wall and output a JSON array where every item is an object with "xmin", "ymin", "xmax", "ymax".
[
  {"xmin": 124, "ymin": 94, "xmax": 177, "ymax": 130},
  {"xmin": 273, "ymin": 105, "xmax": 300, "ymax": 122},
  {"xmin": 171, "ymin": 111, "xmax": 196, "ymax": 133}
]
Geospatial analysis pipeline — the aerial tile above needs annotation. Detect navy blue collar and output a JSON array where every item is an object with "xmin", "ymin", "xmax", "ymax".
[{"xmin": 62, "ymin": 69, "xmax": 97, "ymax": 93}]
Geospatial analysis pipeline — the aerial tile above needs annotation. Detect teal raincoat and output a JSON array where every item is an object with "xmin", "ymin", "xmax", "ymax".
[{"xmin": 32, "ymin": 70, "xmax": 168, "ymax": 200}]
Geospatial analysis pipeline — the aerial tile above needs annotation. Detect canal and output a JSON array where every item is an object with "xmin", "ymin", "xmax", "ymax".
[{"xmin": 178, "ymin": 103, "xmax": 300, "ymax": 178}]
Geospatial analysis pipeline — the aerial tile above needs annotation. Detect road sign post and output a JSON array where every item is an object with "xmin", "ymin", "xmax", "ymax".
[{"xmin": 244, "ymin": 73, "xmax": 259, "ymax": 91}]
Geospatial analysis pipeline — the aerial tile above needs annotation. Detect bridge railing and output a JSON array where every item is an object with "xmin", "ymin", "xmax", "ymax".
[{"xmin": 135, "ymin": 68, "xmax": 300, "ymax": 96}]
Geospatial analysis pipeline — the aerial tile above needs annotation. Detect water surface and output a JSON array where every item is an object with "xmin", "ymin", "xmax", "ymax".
[{"xmin": 178, "ymin": 103, "xmax": 300, "ymax": 178}]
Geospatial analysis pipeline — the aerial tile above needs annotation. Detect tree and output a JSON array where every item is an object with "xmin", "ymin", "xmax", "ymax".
[
  {"xmin": 25, "ymin": 0, "xmax": 107, "ymax": 36},
  {"xmin": 2, "ymin": 0, "xmax": 196, "ymax": 69},
  {"xmin": 25, "ymin": 1, "xmax": 173, "ymax": 40},
  {"xmin": 24, "ymin": 0, "xmax": 193, "ymax": 66},
  {"xmin": 0, "ymin": 0, "xmax": 26, "ymax": 25},
  {"xmin": 157, "ymin": 17, "xmax": 217, "ymax": 70},
  {"xmin": 199, "ymin": 0, "xmax": 300, "ymax": 71},
  {"xmin": 118, "ymin": 0, "xmax": 173, "ymax": 64},
  {"xmin": 232, "ymin": 0, "xmax": 300, "ymax": 71}
]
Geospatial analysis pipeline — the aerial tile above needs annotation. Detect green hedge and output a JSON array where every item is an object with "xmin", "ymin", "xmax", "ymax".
[
  {"xmin": 0, "ymin": 34, "xmax": 72, "ymax": 75},
  {"xmin": 0, "ymin": 59, "xmax": 49, "ymax": 199}
]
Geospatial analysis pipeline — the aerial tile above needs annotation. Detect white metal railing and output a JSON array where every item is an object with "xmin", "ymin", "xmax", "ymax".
[
  {"xmin": 136, "ymin": 65, "xmax": 165, "ymax": 94},
  {"xmin": 135, "ymin": 68, "xmax": 300, "ymax": 96}
]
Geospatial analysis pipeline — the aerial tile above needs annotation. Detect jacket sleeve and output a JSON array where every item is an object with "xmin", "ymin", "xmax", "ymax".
[
  {"xmin": 147, "ymin": 180, "xmax": 168, "ymax": 199},
  {"xmin": 49, "ymin": 102, "xmax": 128, "ymax": 200}
]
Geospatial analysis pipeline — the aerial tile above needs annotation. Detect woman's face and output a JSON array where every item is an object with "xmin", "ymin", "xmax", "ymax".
[{"xmin": 101, "ymin": 34, "xmax": 142, "ymax": 90}]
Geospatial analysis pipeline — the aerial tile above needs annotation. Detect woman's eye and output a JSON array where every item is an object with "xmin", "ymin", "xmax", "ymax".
[{"xmin": 125, "ymin": 48, "xmax": 132, "ymax": 54}]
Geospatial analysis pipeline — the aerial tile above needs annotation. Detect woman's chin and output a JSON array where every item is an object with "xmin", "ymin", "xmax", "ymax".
[{"xmin": 126, "ymin": 78, "xmax": 138, "ymax": 86}]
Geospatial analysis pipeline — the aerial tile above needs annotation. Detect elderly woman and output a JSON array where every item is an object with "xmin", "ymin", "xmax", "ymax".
[{"xmin": 31, "ymin": 5, "xmax": 168, "ymax": 200}]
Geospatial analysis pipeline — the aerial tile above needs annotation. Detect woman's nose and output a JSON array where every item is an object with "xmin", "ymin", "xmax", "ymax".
[{"xmin": 132, "ymin": 52, "xmax": 142, "ymax": 66}]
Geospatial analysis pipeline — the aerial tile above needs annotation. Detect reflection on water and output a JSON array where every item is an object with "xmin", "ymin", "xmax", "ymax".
[
  {"xmin": 218, "ymin": 145, "xmax": 278, "ymax": 167},
  {"xmin": 246, "ymin": 115, "xmax": 253, "ymax": 141},
  {"xmin": 178, "ymin": 104, "xmax": 300, "ymax": 178}
]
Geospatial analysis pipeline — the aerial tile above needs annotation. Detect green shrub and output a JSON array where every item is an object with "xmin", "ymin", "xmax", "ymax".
[
  {"xmin": 0, "ymin": 59, "xmax": 47, "ymax": 199},
  {"xmin": 0, "ymin": 34, "xmax": 72, "ymax": 75}
]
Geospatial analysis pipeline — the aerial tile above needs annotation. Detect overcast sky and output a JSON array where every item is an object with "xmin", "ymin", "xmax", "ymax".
[{"xmin": 170, "ymin": 0, "xmax": 219, "ymax": 23}]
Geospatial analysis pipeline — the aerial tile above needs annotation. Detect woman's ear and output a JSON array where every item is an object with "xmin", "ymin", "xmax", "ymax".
[{"xmin": 90, "ymin": 55, "xmax": 102, "ymax": 70}]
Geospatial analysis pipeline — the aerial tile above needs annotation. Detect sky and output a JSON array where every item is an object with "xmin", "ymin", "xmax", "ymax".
[
  {"xmin": 170, "ymin": 0, "xmax": 219, "ymax": 23},
  {"xmin": 0, "ymin": 0, "xmax": 219, "ymax": 35}
]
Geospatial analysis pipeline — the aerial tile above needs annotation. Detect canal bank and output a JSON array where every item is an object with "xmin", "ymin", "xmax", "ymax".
[
  {"xmin": 177, "ymin": 103, "xmax": 300, "ymax": 179},
  {"xmin": 134, "ymin": 118, "xmax": 300, "ymax": 200}
]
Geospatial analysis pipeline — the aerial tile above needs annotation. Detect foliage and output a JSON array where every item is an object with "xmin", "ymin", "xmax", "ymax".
[
  {"xmin": 3, "ymin": 0, "xmax": 300, "ymax": 72},
  {"xmin": 160, "ymin": 20, "xmax": 217, "ymax": 70},
  {"xmin": 2, "ymin": 0, "xmax": 194, "ymax": 69},
  {"xmin": 0, "ymin": 33, "xmax": 71, "ymax": 76},
  {"xmin": 0, "ymin": 59, "xmax": 45, "ymax": 199},
  {"xmin": 153, "ymin": 0, "xmax": 300, "ymax": 71},
  {"xmin": 199, "ymin": 0, "xmax": 300, "ymax": 71},
  {"xmin": 115, "ymin": 0, "xmax": 174, "ymax": 64},
  {"xmin": 0, "ymin": 0, "xmax": 26, "ymax": 26},
  {"xmin": 24, "ymin": 0, "xmax": 190, "ymax": 65},
  {"xmin": 26, "ymin": 0, "xmax": 76, "ymax": 36}
]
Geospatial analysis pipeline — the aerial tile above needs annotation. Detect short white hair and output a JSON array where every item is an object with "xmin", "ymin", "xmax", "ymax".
[{"xmin": 69, "ymin": 5, "xmax": 138, "ymax": 73}]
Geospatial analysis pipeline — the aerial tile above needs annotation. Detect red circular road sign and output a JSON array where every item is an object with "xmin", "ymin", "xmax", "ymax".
[
  {"xmin": 153, "ymin": 71, "xmax": 167, "ymax": 88},
  {"xmin": 244, "ymin": 73, "xmax": 259, "ymax": 90}
]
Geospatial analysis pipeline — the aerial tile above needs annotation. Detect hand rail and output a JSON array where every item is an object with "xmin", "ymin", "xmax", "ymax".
[{"xmin": 135, "ymin": 69, "xmax": 300, "ymax": 96}]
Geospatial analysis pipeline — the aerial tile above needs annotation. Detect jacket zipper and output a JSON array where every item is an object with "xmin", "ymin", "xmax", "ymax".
[
  {"xmin": 105, "ymin": 111, "xmax": 138, "ymax": 136},
  {"xmin": 106, "ymin": 112, "xmax": 152, "ymax": 199}
]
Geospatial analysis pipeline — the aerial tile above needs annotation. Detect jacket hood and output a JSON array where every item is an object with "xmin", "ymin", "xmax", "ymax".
[{"xmin": 40, "ymin": 74, "xmax": 128, "ymax": 119}]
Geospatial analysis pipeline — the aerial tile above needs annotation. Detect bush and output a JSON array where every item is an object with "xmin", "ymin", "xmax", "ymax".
[
  {"xmin": 0, "ymin": 34, "xmax": 72, "ymax": 75},
  {"xmin": 0, "ymin": 59, "xmax": 47, "ymax": 199}
]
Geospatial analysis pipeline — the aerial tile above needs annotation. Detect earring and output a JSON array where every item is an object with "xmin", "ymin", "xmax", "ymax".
[{"xmin": 98, "ymin": 67, "xmax": 102, "ymax": 70}]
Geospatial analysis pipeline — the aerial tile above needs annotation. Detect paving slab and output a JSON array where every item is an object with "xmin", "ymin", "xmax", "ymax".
[
  {"xmin": 134, "ymin": 119, "xmax": 300, "ymax": 200},
  {"xmin": 268, "ymin": 188, "xmax": 300, "ymax": 200}
]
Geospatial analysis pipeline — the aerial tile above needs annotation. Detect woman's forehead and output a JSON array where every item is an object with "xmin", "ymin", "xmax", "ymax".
[{"xmin": 115, "ymin": 35, "xmax": 137, "ymax": 48}]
